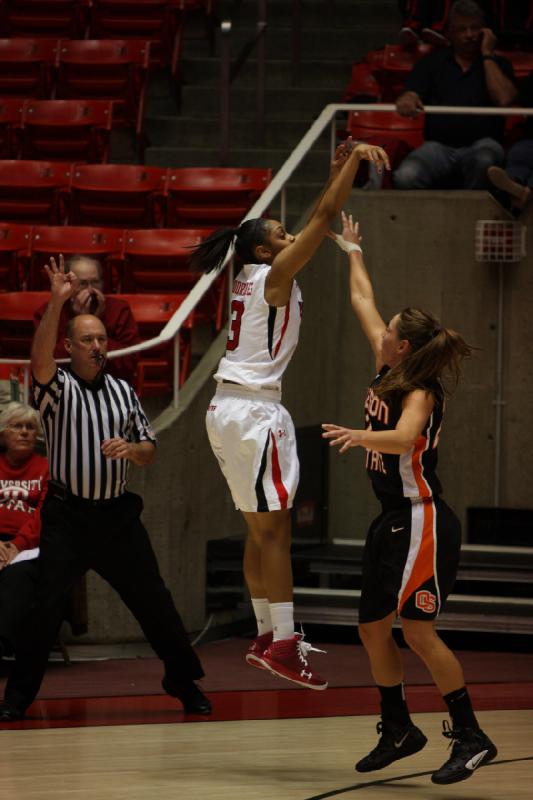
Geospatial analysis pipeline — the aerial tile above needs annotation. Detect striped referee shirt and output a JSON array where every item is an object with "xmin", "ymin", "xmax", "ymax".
[{"xmin": 33, "ymin": 367, "xmax": 156, "ymax": 500}]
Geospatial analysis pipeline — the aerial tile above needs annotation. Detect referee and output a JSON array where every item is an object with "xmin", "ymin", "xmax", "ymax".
[{"xmin": 0, "ymin": 255, "xmax": 210, "ymax": 720}]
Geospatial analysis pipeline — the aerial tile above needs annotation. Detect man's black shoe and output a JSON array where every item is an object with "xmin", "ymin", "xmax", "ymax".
[
  {"xmin": 0, "ymin": 703, "xmax": 25, "ymax": 722},
  {"xmin": 162, "ymin": 677, "xmax": 212, "ymax": 715},
  {"xmin": 355, "ymin": 719, "xmax": 427, "ymax": 772},
  {"xmin": 431, "ymin": 721, "xmax": 497, "ymax": 784}
]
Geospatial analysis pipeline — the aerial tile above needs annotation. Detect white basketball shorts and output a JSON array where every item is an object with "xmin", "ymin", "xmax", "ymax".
[{"xmin": 206, "ymin": 383, "xmax": 299, "ymax": 513}]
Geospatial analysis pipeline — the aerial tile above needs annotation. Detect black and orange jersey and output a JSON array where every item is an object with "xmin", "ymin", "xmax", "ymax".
[{"xmin": 364, "ymin": 366, "xmax": 444, "ymax": 501}]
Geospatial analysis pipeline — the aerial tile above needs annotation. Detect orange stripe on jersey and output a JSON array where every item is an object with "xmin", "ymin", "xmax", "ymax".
[
  {"xmin": 273, "ymin": 303, "xmax": 291, "ymax": 358},
  {"xmin": 270, "ymin": 431, "xmax": 288, "ymax": 509},
  {"xmin": 398, "ymin": 499, "xmax": 436, "ymax": 614},
  {"xmin": 411, "ymin": 434, "xmax": 431, "ymax": 497}
]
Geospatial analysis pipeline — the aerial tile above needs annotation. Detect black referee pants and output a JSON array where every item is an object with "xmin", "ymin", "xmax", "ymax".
[
  {"xmin": 0, "ymin": 560, "xmax": 39, "ymax": 654},
  {"xmin": 4, "ymin": 490, "xmax": 204, "ymax": 712}
]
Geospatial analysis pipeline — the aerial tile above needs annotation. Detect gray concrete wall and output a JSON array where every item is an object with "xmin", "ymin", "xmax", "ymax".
[{"xmin": 75, "ymin": 190, "xmax": 532, "ymax": 643}]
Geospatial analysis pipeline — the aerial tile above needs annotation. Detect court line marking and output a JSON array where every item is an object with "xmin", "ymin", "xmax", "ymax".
[{"xmin": 302, "ymin": 756, "xmax": 533, "ymax": 799}]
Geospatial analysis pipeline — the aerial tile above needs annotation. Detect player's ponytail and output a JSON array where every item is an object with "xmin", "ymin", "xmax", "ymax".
[
  {"xmin": 375, "ymin": 307, "xmax": 473, "ymax": 400},
  {"xmin": 189, "ymin": 218, "xmax": 270, "ymax": 273}
]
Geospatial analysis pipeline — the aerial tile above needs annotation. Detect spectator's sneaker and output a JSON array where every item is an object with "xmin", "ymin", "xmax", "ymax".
[
  {"xmin": 399, "ymin": 26, "xmax": 421, "ymax": 46},
  {"xmin": 488, "ymin": 166, "xmax": 530, "ymax": 209},
  {"xmin": 355, "ymin": 720, "xmax": 427, "ymax": 772},
  {"xmin": 421, "ymin": 27, "xmax": 448, "ymax": 46},
  {"xmin": 261, "ymin": 634, "xmax": 328, "ymax": 690},
  {"xmin": 245, "ymin": 631, "xmax": 273, "ymax": 670},
  {"xmin": 431, "ymin": 721, "xmax": 497, "ymax": 784}
]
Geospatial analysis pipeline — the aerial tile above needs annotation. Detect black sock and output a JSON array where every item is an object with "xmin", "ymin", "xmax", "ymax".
[
  {"xmin": 443, "ymin": 686, "xmax": 479, "ymax": 730},
  {"xmin": 377, "ymin": 683, "xmax": 411, "ymax": 727}
]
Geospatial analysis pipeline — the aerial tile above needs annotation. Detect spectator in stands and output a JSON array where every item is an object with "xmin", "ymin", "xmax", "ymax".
[
  {"xmin": 393, "ymin": 0, "xmax": 516, "ymax": 190},
  {"xmin": 0, "ymin": 402, "xmax": 48, "ymax": 661},
  {"xmin": 33, "ymin": 255, "xmax": 140, "ymax": 383},
  {"xmin": 488, "ymin": 69, "xmax": 533, "ymax": 212},
  {"xmin": 399, "ymin": 0, "xmax": 495, "ymax": 46}
]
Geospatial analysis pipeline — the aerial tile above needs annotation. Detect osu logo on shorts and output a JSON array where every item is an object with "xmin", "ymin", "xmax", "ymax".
[{"xmin": 415, "ymin": 590, "xmax": 437, "ymax": 614}]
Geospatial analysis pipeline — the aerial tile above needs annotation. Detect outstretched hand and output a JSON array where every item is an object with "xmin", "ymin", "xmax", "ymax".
[
  {"xmin": 44, "ymin": 254, "xmax": 80, "ymax": 303},
  {"xmin": 322, "ymin": 423, "xmax": 364, "ymax": 453},
  {"xmin": 353, "ymin": 143, "xmax": 390, "ymax": 173},
  {"xmin": 330, "ymin": 136, "xmax": 355, "ymax": 179},
  {"xmin": 328, "ymin": 210, "xmax": 362, "ymax": 251}
]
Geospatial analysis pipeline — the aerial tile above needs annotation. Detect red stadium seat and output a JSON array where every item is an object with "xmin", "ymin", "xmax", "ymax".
[
  {"xmin": 342, "ymin": 62, "xmax": 382, "ymax": 103},
  {"xmin": 0, "ymin": 291, "xmax": 50, "ymax": 359},
  {"xmin": 122, "ymin": 227, "xmax": 226, "ymax": 329},
  {"xmin": 347, "ymin": 109, "xmax": 425, "ymax": 185},
  {"xmin": 0, "ymin": 98, "xmax": 25, "ymax": 159},
  {"xmin": 56, "ymin": 39, "xmax": 150, "ymax": 142},
  {"xmin": 0, "ymin": 160, "xmax": 72, "ymax": 224},
  {"xmin": 89, "ymin": 0, "xmax": 184, "ymax": 74},
  {"xmin": 28, "ymin": 225, "xmax": 124, "ymax": 290},
  {"xmin": 115, "ymin": 292, "xmax": 193, "ymax": 395},
  {"xmin": 0, "ymin": 38, "xmax": 59, "ymax": 99},
  {"xmin": 0, "ymin": 224, "xmax": 33, "ymax": 292},
  {"xmin": 381, "ymin": 43, "xmax": 433, "ymax": 101},
  {"xmin": 165, "ymin": 167, "xmax": 272, "ymax": 227},
  {"xmin": 496, "ymin": 49, "xmax": 533, "ymax": 83},
  {"xmin": 69, "ymin": 163, "xmax": 167, "ymax": 228},
  {"xmin": 21, "ymin": 99, "xmax": 113, "ymax": 163},
  {"xmin": 0, "ymin": 0, "xmax": 89, "ymax": 38}
]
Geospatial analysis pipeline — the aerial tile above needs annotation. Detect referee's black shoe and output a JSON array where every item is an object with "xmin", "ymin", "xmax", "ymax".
[
  {"xmin": 0, "ymin": 702, "xmax": 25, "ymax": 722},
  {"xmin": 162, "ymin": 677, "xmax": 212, "ymax": 715},
  {"xmin": 431, "ymin": 721, "xmax": 497, "ymax": 784},
  {"xmin": 355, "ymin": 719, "xmax": 427, "ymax": 772}
]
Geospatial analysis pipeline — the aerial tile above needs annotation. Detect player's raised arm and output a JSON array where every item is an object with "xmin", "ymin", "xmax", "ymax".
[
  {"xmin": 265, "ymin": 143, "xmax": 390, "ymax": 306},
  {"xmin": 329, "ymin": 212, "xmax": 386, "ymax": 369}
]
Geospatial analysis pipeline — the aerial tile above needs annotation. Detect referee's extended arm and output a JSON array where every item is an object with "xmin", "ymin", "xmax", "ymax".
[{"xmin": 31, "ymin": 255, "xmax": 79, "ymax": 385}]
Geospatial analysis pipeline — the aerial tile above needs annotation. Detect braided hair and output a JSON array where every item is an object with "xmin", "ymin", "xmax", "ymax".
[{"xmin": 189, "ymin": 218, "xmax": 271, "ymax": 273}]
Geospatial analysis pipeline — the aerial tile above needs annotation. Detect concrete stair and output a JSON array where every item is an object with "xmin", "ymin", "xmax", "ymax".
[{"xmin": 144, "ymin": 0, "xmax": 401, "ymax": 200}]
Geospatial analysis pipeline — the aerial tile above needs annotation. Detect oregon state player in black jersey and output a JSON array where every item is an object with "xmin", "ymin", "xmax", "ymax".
[{"xmin": 322, "ymin": 212, "xmax": 497, "ymax": 786}]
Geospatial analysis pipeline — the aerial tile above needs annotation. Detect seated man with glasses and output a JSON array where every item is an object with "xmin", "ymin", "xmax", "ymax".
[{"xmin": 33, "ymin": 255, "xmax": 141, "ymax": 383}]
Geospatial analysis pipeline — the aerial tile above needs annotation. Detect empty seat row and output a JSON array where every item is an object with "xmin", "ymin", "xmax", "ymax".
[
  {"xmin": 0, "ymin": 289, "xmax": 195, "ymax": 396},
  {"xmin": 0, "ymin": 38, "xmax": 150, "ymax": 139},
  {"xmin": 0, "ymin": 161, "xmax": 271, "ymax": 227},
  {"xmin": 0, "ymin": 1, "xmax": 213, "ymax": 73},
  {"xmin": 0, "ymin": 222, "xmax": 227, "ymax": 329},
  {"xmin": 0, "ymin": 98, "xmax": 113, "ymax": 161}
]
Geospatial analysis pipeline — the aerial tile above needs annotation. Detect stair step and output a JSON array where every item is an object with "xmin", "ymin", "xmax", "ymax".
[
  {"xmin": 179, "ymin": 85, "xmax": 340, "ymax": 115},
  {"xmin": 144, "ymin": 115, "xmax": 331, "ymax": 148},
  {"xmin": 213, "ymin": 0, "xmax": 400, "ymax": 28},
  {"xmin": 181, "ymin": 57, "xmax": 353, "ymax": 88}
]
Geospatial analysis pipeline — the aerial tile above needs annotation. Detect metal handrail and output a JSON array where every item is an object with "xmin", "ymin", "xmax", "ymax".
[
  {"xmin": 3, "ymin": 103, "xmax": 533, "ymax": 409},
  {"xmin": 220, "ymin": 0, "xmax": 267, "ymax": 163}
]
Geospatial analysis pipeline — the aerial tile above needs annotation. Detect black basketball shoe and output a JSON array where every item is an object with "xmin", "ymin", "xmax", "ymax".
[
  {"xmin": 431, "ymin": 720, "xmax": 498, "ymax": 784},
  {"xmin": 355, "ymin": 719, "xmax": 428, "ymax": 772}
]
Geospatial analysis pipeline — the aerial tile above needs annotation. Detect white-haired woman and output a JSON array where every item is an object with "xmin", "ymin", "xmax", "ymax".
[{"xmin": 0, "ymin": 402, "xmax": 49, "ymax": 661}]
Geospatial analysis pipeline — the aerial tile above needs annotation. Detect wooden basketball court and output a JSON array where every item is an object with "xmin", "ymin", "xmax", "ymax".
[{"xmin": 1, "ymin": 701, "xmax": 532, "ymax": 799}]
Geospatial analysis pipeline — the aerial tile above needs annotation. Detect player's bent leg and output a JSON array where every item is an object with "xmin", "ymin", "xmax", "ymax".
[
  {"xmin": 355, "ymin": 612, "xmax": 427, "ymax": 772},
  {"xmin": 401, "ymin": 618, "xmax": 497, "ymax": 784}
]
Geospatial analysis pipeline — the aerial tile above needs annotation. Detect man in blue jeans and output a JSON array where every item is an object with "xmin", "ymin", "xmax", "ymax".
[{"xmin": 393, "ymin": 0, "xmax": 516, "ymax": 190}]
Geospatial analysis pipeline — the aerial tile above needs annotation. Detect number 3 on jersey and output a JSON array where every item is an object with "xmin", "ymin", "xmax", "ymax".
[{"xmin": 226, "ymin": 299, "xmax": 245, "ymax": 351}]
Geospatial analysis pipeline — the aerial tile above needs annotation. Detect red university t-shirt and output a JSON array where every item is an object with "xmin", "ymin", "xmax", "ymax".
[{"xmin": 0, "ymin": 452, "xmax": 49, "ymax": 551}]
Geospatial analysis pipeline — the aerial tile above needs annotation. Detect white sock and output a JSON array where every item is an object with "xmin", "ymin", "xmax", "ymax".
[
  {"xmin": 251, "ymin": 598, "xmax": 272, "ymax": 636},
  {"xmin": 270, "ymin": 602, "xmax": 295, "ymax": 641}
]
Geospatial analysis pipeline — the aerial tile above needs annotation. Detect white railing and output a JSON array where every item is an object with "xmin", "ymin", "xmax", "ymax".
[{"xmin": 3, "ymin": 103, "xmax": 533, "ymax": 410}]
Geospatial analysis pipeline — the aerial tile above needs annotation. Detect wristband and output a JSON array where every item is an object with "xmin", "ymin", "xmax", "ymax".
[
  {"xmin": 331, "ymin": 233, "xmax": 362, "ymax": 254},
  {"xmin": 482, "ymin": 55, "xmax": 497, "ymax": 62}
]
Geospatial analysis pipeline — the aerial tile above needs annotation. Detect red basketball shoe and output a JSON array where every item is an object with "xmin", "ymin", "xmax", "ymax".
[
  {"xmin": 261, "ymin": 634, "xmax": 328, "ymax": 690},
  {"xmin": 245, "ymin": 631, "xmax": 273, "ymax": 670}
]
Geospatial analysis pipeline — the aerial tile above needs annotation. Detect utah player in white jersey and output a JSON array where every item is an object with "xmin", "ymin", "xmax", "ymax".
[
  {"xmin": 189, "ymin": 142, "xmax": 390, "ymax": 690},
  {"xmin": 322, "ymin": 212, "xmax": 496, "ymax": 784}
]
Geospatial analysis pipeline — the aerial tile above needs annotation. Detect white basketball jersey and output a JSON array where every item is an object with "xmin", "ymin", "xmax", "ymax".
[{"xmin": 214, "ymin": 263, "xmax": 302, "ymax": 389}]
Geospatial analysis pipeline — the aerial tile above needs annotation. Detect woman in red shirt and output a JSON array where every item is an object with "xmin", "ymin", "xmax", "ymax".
[{"xmin": 0, "ymin": 402, "xmax": 49, "ymax": 659}]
